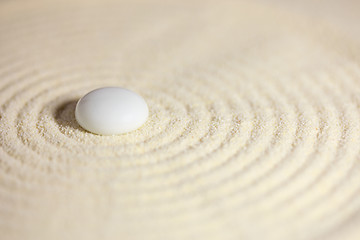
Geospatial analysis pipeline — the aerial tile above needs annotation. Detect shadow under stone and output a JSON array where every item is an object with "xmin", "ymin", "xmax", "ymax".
[{"xmin": 54, "ymin": 99, "xmax": 87, "ymax": 133}]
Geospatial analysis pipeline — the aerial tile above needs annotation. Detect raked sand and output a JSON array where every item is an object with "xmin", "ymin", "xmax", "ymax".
[{"xmin": 1, "ymin": 0, "xmax": 360, "ymax": 239}]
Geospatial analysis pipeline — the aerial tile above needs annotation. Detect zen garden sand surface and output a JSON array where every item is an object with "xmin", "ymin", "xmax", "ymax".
[{"xmin": 0, "ymin": 0, "xmax": 360, "ymax": 240}]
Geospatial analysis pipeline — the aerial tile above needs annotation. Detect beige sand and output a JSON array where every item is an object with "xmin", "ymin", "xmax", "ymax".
[{"xmin": 1, "ymin": 0, "xmax": 360, "ymax": 239}]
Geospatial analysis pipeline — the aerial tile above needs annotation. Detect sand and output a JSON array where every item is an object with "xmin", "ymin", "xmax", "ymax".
[{"xmin": 1, "ymin": 0, "xmax": 360, "ymax": 239}]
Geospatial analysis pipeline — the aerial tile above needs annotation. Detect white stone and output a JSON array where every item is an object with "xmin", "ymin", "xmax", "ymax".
[{"xmin": 75, "ymin": 87, "xmax": 149, "ymax": 135}]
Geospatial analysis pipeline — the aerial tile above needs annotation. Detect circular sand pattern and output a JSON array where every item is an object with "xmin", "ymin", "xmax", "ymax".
[{"xmin": 1, "ymin": 0, "xmax": 360, "ymax": 240}]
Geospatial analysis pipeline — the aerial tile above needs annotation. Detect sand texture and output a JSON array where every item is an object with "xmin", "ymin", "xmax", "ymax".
[{"xmin": 1, "ymin": 0, "xmax": 360, "ymax": 239}]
